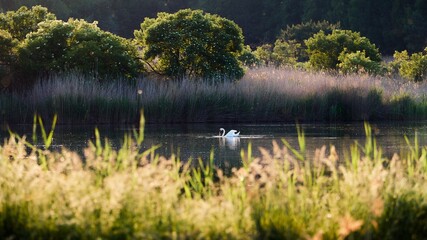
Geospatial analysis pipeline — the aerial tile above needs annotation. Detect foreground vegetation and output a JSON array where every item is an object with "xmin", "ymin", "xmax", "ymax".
[
  {"xmin": 2, "ymin": 67, "xmax": 427, "ymax": 124},
  {"xmin": 1, "ymin": 118, "xmax": 427, "ymax": 239}
]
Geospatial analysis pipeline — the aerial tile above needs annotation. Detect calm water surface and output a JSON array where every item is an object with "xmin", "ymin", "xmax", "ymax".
[{"xmin": 2, "ymin": 122, "xmax": 427, "ymax": 170}]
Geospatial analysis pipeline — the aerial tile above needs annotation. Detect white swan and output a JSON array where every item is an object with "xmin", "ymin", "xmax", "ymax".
[{"xmin": 219, "ymin": 128, "xmax": 240, "ymax": 137}]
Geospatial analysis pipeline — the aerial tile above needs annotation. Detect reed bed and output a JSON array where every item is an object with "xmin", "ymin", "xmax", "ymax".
[
  {"xmin": 2, "ymin": 67, "xmax": 427, "ymax": 124},
  {"xmin": 1, "ymin": 118, "xmax": 427, "ymax": 239}
]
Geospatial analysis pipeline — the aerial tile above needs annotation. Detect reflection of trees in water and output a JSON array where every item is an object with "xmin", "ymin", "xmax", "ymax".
[{"xmin": 219, "ymin": 137, "xmax": 240, "ymax": 150}]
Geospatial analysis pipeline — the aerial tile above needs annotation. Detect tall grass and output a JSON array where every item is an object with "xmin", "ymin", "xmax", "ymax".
[
  {"xmin": 1, "ymin": 117, "xmax": 427, "ymax": 239},
  {"xmin": 2, "ymin": 67, "xmax": 427, "ymax": 124}
]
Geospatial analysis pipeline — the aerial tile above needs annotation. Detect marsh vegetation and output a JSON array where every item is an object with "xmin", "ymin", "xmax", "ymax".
[
  {"xmin": 2, "ymin": 67, "xmax": 427, "ymax": 124},
  {"xmin": 1, "ymin": 4, "xmax": 427, "ymax": 239},
  {"xmin": 1, "ymin": 119, "xmax": 427, "ymax": 239}
]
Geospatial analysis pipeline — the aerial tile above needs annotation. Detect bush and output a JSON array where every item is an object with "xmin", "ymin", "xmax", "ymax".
[
  {"xmin": 272, "ymin": 40, "xmax": 300, "ymax": 67},
  {"xmin": 305, "ymin": 30, "xmax": 381, "ymax": 71},
  {"xmin": 0, "ymin": 29, "xmax": 16, "ymax": 66},
  {"xmin": 134, "ymin": 9, "xmax": 245, "ymax": 80},
  {"xmin": 253, "ymin": 44, "xmax": 274, "ymax": 66},
  {"xmin": 277, "ymin": 20, "xmax": 340, "ymax": 62},
  {"xmin": 254, "ymin": 43, "xmax": 276, "ymax": 66},
  {"xmin": 391, "ymin": 48, "xmax": 427, "ymax": 82},
  {"xmin": 0, "ymin": 5, "xmax": 56, "ymax": 41},
  {"xmin": 279, "ymin": 20, "xmax": 340, "ymax": 44},
  {"xmin": 238, "ymin": 45, "xmax": 260, "ymax": 67},
  {"xmin": 338, "ymin": 50, "xmax": 384, "ymax": 75},
  {"xmin": 18, "ymin": 19, "xmax": 141, "ymax": 79}
]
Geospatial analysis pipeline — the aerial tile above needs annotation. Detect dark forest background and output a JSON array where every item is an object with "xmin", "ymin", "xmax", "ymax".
[{"xmin": 1, "ymin": 0, "xmax": 426, "ymax": 54}]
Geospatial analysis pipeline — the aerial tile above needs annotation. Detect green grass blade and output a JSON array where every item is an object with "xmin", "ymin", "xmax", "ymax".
[{"xmin": 32, "ymin": 114, "xmax": 37, "ymax": 144}]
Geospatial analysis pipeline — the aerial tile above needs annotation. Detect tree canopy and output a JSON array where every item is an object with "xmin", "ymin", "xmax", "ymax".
[
  {"xmin": 1, "ymin": 2, "xmax": 426, "ymax": 82},
  {"xmin": 2, "ymin": 0, "xmax": 426, "ymax": 54},
  {"xmin": 135, "ymin": 9, "xmax": 245, "ymax": 80},
  {"xmin": 0, "ymin": 29, "xmax": 15, "ymax": 66},
  {"xmin": 0, "ymin": 5, "xmax": 56, "ymax": 40},
  {"xmin": 305, "ymin": 30, "xmax": 381, "ymax": 70},
  {"xmin": 18, "ymin": 18, "xmax": 141, "ymax": 79}
]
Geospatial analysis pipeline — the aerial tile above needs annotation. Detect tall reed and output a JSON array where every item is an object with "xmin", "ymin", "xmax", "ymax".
[
  {"xmin": 1, "ymin": 117, "xmax": 427, "ymax": 239},
  {"xmin": 2, "ymin": 67, "xmax": 427, "ymax": 124}
]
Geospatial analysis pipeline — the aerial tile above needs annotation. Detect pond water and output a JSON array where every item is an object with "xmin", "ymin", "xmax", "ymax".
[{"xmin": 2, "ymin": 122, "xmax": 427, "ymax": 171}]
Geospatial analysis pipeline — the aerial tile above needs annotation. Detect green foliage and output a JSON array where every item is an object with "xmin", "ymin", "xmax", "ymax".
[
  {"xmin": 3, "ymin": 119, "xmax": 427, "ymax": 238},
  {"xmin": 2, "ymin": 1, "xmax": 427, "ymax": 54},
  {"xmin": 338, "ymin": 50, "xmax": 384, "ymax": 75},
  {"xmin": 0, "ymin": 29, "xmax": 16, "ymax": 65},
  {"xmin": 0, "ymin": 5, "xmax": 56, "ymax": 41},
  {"xmin": 238, "ymin": 45, "xmax": 259, "ymax": 67},
  {"xmin": 18, "ymin": 19, "xmax": 141, "ymax": 79},
  {"xmin": 389, "ymin": 50, "xmax": 409, "ymax": 75},
  {"xmin": 278, "ymin": 20, "xmax": 340, "ymax": 62},
  {"xmin": 391, "ymin": 49, "xmax": 427, "ymax": 82},
  {"xmin": 134, "ymin": 9, "xmax": 245, "ymax": 80},
  {"xmin": 272, "ymin": 39, "xmax": 300, "ymax": 67},
  {"xmin": 305, "ymin": 29, "xmax": 381, "ymax": 71},
  {"xmin": 17, "ymin": 20, "xmax": 73, "ymax": 73},
  {"xmin": 253, "ymin": 44, "xmax": 274, "ymax": 66}
]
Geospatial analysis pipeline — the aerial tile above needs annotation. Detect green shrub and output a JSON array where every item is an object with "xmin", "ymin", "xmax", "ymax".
[
  {"xmin": 305, "ymin": 30, "xmax": 381, "ymax": 71},
  {"xmin": 272, "ymin": 39, "xmax": 300, "ymax": 67},
  {"xmin": 389, "ymin": 50, "xmax": 408, "ymax": 75},
  {"xmin": 338, "ymin": 50, "xmax": 384, "ymax": 75},
  {"xmin": 0, "ymin": 5, "xmax": 56, "ymax": 41},
  {"xmin": 253, "ymin": 44, "xmax": 274, "ymax": 66},
  {"xmin": 0, "ymin": 29, "xmax": 16, "ymax": 66},
  {"xmin": 18, "ymin": 19, "xmax": 141, "ymax": 79},
  {"xmin": 238, "ymin": 45, "xmax": 260, "ymax": 67},
  {"xmin": 134, "ymin": 9, "xmax": 245, "ymax": 80},
  {"xmin": 279, "ymin": 20, "xmax": 340, "ymax": 44},
  {"xmin": 278, "ymin": 20, "xmax": 340, "ymax": 62},
  {"xmin": 391, "ymin": 48, "xmax": 427, "ymax": 82}
]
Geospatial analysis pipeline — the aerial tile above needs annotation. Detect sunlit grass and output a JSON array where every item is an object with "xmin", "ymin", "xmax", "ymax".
[
  {"xmin": 2, "ymin": 67, "xmax": 427, "ymax": 124},
  {"xmin": 1, "ymin": 115, "xmax": 427, "ymax": 239}
]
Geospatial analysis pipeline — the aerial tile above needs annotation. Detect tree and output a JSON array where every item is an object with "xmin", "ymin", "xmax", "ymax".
[
  {"xmin": 0, "ymin": 29, "xmax": 16, "ymax": 66},
  {"xmin": 302, "ymin": 0, "xmax": 331, "ymax": 22},
  {"xmin": 134, "ymin": 9, "xmax": 245, "ymax": 80},
  {"xmin": 272, "ymin": 40, "xmax": 300, "ymax": 66},
  {"xmin": 347, "ymin": 0, "xmax": 385, "ymax": 53},
  {"xmin": 337, "ymin": 50, "xmax": 383, "ymax": 75},
  {"xmin": 18, "ymin": 19, "xmax": 141, "ymax": 79},
  {"xmin": 404, "ymin": 0, "xmax": 427, "ymax": 53},
  {"xmin": 253, "ymin": 44, "xmax": 274, "ymax": 66},
  {"xmin": 278, "ymin": 20, "xmax": 340, "ymax": 61},
  {"xmin": 327, "ymin": 0, "xmax": 349, "ymax": 26},
  {"xmin": 279, "ymin": 20, "xmax": 340, "ymax": 44},
  {"xmin": 0, "ymin": 5, "xmax": 56, "ymax": 40},
  {"xmin": 0, "ymin": 29, "xmax": 16, "ymax": 82},
  {"xmin": 281, "ymin": 0, "xmax": 304, "ymax": 26},
  {"xmin": 391, "ymin": 49, "xmax": 427, "ymax": 82},
  {"xmin": 238, "ymin": 45, "xmax": 259, "ymax": 67},
  {"xmin": 305, "ymin": 29, "xmax": 381, "ymax": 70}
]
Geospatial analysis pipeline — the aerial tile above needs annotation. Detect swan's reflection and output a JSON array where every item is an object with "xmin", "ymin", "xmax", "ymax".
[{"xmin": 219, "ymin": 137, "xmax": 240, "ymax": 150}]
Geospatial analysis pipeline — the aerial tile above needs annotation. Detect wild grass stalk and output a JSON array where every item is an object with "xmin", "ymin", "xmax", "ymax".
[
  {"xmin": 3, "ymin": 67, "xmax": 427, "ymax": 124},
  {"xmin": 1, "ymin": 116, "xmax": 427, "ymax": 239}
]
